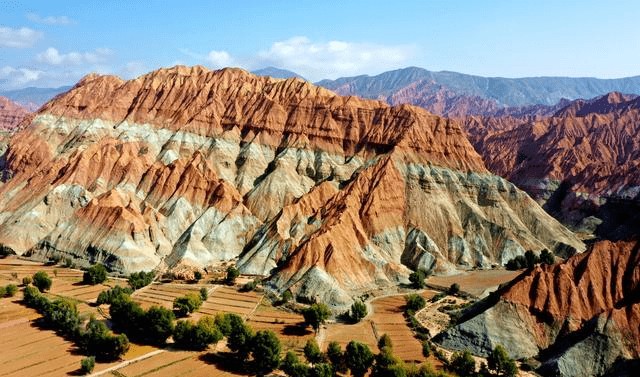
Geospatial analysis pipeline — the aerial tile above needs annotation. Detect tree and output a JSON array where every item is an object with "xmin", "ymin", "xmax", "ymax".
[
  {"xmin": 405, "ymin": 294, "xmax": 426, "ymax": 312},
  {"xmin": 23, "ymin": 285, "xmax": 49, "ymax": 312},
  {"xmin": 173, "ymin": 293, "xmax": 202, "ymax": 317},
  {"xmin": 378, "ymin": 334, "xmax": 393, "ymax": 351},
  {"xmin": 80, "ymin": 317, "xmax": 129, "ymax": 360},
  {"xmin": 144, "ymin": 306, "xmax": 175, "ymax": 345},
  {"xmin": 450, "ymin": 350, "xmax": 475, "ymax": 376},
  {"xmin": 109, "ymin": 295, "xmax": 145, "ymax": 337},
  {"xmin": 409, "ymin": 269, "xmax": 427, "ymax": 289},
  {"xmin": 282, "ymin": 350, "xmax": 308, "ymax": 377},
  {"xmin": 226, "ymin": 266, "xmax": 240, "ymax": 285},
  {"xmin": 80, "ymin": 356, "xmax": 95, "ymax": 374},
  {"xmin": 448, "ymin": 283, "xmax": 460, "ymax": 296},
  {"xmin": 194, "ymin": 270, "xmax": 203, "ymax": 281},
  {"xmin": 282, "ymin": 290, "xmax": 293, "ymax": 303},
  {"xmin": 32, "ymin": 271, "xmax": 52, "ymax": 292},
  {"xmin": 371, "ymin": 346, "xmax": 403, "ymax": 377},
  {"xmin": 251, "ymin": 330, "xmax": 282, "ymax": 373},
  {"xmin": 540, "ymin": 249, "xmax": 555, "ymax": 265},
  {"xmin": 199, "ymin": 287, "xmax": 208, "ymax": 301},
  {"xmin": 302, "ymin": 303, "xmax": 331, "ymax": 332},
  {"xmin": 97, "ymin": 285, "xmax": 133, "ymax": 305},
  {"xmin": 304, "ymin": 338, "xmax": 324, "ymax": 364},
  {"xmin": 43, "ymin": 298, "xmax": 80, "ymax": 335},
  {"xmin": 5, "ymin": 284, "xmax": 17, "ymax": 297},
  {"xmin": 128, "ymin": 271, "xmax": 154, "ymax": 290},
  {"xmin": 524, "ymin": 250, "xmax": 540, "ymax": 268},
  {"xmin": 83, "ymin": 264, "xmax": 107, "ymax": 285},
  {"xmin": 327, "ymin": 341, "xmax": 346, "ymax": 373},
  {"xmin": 226, "ymin": 313, "xmax": 254, "ymax": 360},
  {"xmin": 350, "ymin": 300, "xmax": 368, "ymax": 322},
  {"xmin": 173, "ymin": 317, "xmax": 222, "ymax": 350},
  {"xmin": 22, "ymin": 276, "xmax": 32, "ymax": 286},
  {"xmin": 345, "ymin": 340, "xmax": 374, "ymax": 377},
  {"xmin": 488, "ymin": 344, "xmax": 519, "ymax": 376},
  {"xmin": 214, "ymin": 312, "xmax": 232, "ymax": 336},
  {"xmin": 310, "ymin": 363, "xmax": 333, "ymax": 377},
  {"xmin": 421, "ymin": 341, "xmax": 431, "ymax": 357}
]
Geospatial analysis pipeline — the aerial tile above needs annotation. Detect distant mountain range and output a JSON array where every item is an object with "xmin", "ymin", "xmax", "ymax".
[
  {"xmin": 0, "ymin": 86, "xmax": 72, "ymax": 111},
  {"xmin": 251, "ymin": 67, "xmax": 306, "ymax": 80}
]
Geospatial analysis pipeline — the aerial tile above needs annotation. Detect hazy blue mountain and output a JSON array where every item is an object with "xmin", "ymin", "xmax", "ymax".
[
  {"xmin": 0, "ymin": 86, "xmax": 72, "ymax": 111},
  {"xmin": 316, "ymin": 67, "xmax": 640, "ymax": 107},
  {"xmin": 251, "ymin": 67, "xmax": 306, "ymax": 80}
]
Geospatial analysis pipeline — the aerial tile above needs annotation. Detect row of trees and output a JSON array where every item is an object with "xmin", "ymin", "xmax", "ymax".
[{"xmin": 506, "ymin": 249, "xmax": 554, "ymax": 270}]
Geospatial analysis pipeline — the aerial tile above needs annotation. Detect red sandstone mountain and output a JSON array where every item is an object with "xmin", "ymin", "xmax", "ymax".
[
  {"xmin": 437, "ymin": 238, "xmax": 639, "ymax": 376},
  {"xmin": 0, "ymin": 66, "xmax": 583, "ymax": 307},
  {"xmin": 0, "ymin": 96, "xmax": 30, "ymax": 132}
]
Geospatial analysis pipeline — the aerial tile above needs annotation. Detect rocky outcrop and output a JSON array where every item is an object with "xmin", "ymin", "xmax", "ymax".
[
  {"xmin": 0, "ymin": 96, "xmax": 30, "ymax": 132},
  {"xmin": 436, "ymin": 239, "xmax": 640, "ymax": 376},
  {"xmin": 0, "ymin": 66, "xmax": 583, "ymax": 307}
]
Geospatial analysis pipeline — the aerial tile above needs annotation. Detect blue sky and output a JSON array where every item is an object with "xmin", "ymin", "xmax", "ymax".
[{"xmin": 1, "ymin": 0, "xmax": 639, "ymax": 89}]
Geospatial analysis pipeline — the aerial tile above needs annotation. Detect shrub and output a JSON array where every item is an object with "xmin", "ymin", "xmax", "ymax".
[
  {"xmin": 83, "ymin": 264, "xmax": 107, "ymax": 285},
  {"xmin": 173, "ymin": 293, "xmax": 202, "ymax": 317},
  {"xmin": 33, "ymin": 271, "xmax": 52, "ymax": 292},
  {"xmin": 109, "ymin": 295, "xmax": 145, "ymax": 338},
  {"xmin": 448, "ymin": 283, "xmax": 460, "ymax": 296},
  {"xmin": 193, "ymin": 270, "xmax": 202, "ymax": 281},
  {"xmin": 23, "ymin": 285, "xmax": 49, "ymax": 312},
  {"xmin": 302, "ymin": 303, "xmax": 331, "ymax": 332},
  {"xmin": 199, "ymin": 287, "xmax": 208, "ymax": 301},
  {"xmin": 214, "ymin": 312, "xmax": 232, "ymax": 336},
  {"xmin": 96, "ymin": 285, "xmax": 133, "ymax": 305},
  {"xmin": 282, "ymin": 290, "xmax": 293, "ymax": 303},
  {"xmin": 350, "ymin": 300, "xmax": 368, "ymax": 322},
  {"xmin": 409, "ymin": 269, "xmax": 428, "ymax": 289},
  {"xmin": 144, "ymin": 306, "xmax": 175, "ymax": 345},
  {"xmin": 251, "ymin": 330, "xmax": 282, "ymax": 373},
  {"xmin": 327, "ymin": 341, "xmax": 346, "ymax": 372},
  {"xmin": 304, "ymin": 338, "xmax": 324, "ymax": 364},
  {"xmin": 0, "ymin": 286, "xmax": 4, "ymax": 297},
  {"xmin": 43, "ymin": 298, "xmax": 81, "ymax": 335},
  {"xmin": 63, "ymin": 257, "xmax": 74, "ymax": 268},
  {"xmin": 311, "ymin": 363, "xmax": 334, "ymax": 377},
  {"xmin": 282, "ymin": 350, "xmax": 304, "ymax": 376},
  {"xmin": 128, "ymin": 271, "xmax": 154, "ymax": 290},
  {"xmin": 378, "ymin": 333, "xmax": 393, "ymax": 351},
  {"xmin": 226, "ymin": 313, "xmax": 254, "ymax": 360},
  {"xmin": 488, "ymin": 344, "xmax": 518, "ymax": 376},
  {"xmin": 240, "ymin": 279, "xmax": 258, "ymax": 292},
  {"xmin": 450, "ymin": 350, "xmax": 475, "ymax": 376},
  {"xmin": 421, "ymin": 341, "xmax": 431, "ymax": 357},
  {"xmin": 22, "ymin": 276, "xmax": 32, "ymax": 286},
  {"xmin": 405, "ymin": 294, "xmax": 426, "ymax": 311},
  {"xmin": 540, "ymin": 249, "xmax": 555, "ymax": 265},
  {"xmin": 5, "ymin": 284, "xmax": 17, "ymax": 297},
  {"xmin": 80, "ymin": 356, "xmax": 95, "ymax": 374},
  {"xmin": 173, "ymin": 317, "xmax": 223, "ymax": 350},
  {"xmin": 225, "ymin": 266, "xmax": 240, "ymax": 285},
  {"xmin": 345, "ymin": 340, "xmax": 374, "ymax": 377},
  {"xmin": 80, "ymin": 317, "xmax": 129, "ymax": 360}
]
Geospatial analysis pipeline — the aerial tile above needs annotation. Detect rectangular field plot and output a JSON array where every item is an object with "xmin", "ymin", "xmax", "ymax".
[
  {"xmin": 197, "ymin": 286, "xmax": 263, "ymax": 318},
  {"xmin": 427, "ymin": 269, "xmax": 521, "ymax": 297},
  {"xmin": 115, "ymin": 350, "xmax": 238, "ymax": 377},
  {"xmin": 247, "ymin": 305, "xmax": 312, "ymax": 353},
  {"xmin": 132, "ymin": 284, "xmax": 205, "ymax": 309}
]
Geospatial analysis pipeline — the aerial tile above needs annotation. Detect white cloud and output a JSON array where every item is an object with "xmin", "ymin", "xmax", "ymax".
[
  {"xmin": 0, "ymin": 66, "xmax": 45, "ymax": 88},
  {"xmin": 206, "ymin": 50, "xmax": 235, "ymax": 68},
  {"xmin": 26, "ymin": 13, "xmax": 74, "ymax": 25},
  {"xmin": 119, "ymin": 61, "xmax": 147, "ymax": 79},
  {"xmin": 254, "ymin": 36, "xmax": 414, "ymax": 81},
  {"xmin": 36, "ymin": 47, "xmax": 113, "ymax": 66},
  {"xmin": 0, "ymin": 26, "xmax": 43, "ymax": 48}
]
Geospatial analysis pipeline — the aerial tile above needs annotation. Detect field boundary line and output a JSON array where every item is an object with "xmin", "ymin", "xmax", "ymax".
[
  {"xmin": 244, "ymin": 292, "xmax": 265, "ymax": 320},
  {"xmin": 88, "ymin": 349, "xmax": 164, "ymax": 377}
]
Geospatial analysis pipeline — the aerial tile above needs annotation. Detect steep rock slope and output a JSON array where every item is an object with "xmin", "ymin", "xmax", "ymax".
[
  {"xmin": 0, "ymin": 66, "xmax": 583, "ymax": 306},
  {"xmin": 436, "ymin": 239, "xmax": 640, "ymax": 376},
  {"xmin": 462, "ymin": 92, "xmax": 640, "ymax": 233},
  {"xmin": 0, "ymin": 96, "xmax": 30, "ymax": 132}
]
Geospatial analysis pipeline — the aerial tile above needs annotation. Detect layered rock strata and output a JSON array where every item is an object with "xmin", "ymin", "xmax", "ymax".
[{"xmin": 0, "ymin": 66, "xmax": 583, "ymax": 306}]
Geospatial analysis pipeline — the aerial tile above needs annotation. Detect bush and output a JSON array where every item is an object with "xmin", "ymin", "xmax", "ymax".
[
  {"xmin": 199, "ymin": 287, "xmax": 208, "ymax": 301},
  {"xmin": 22, "ymin": 276, "xmax": 32, "ymax": 286},
  {"xmin": 23, "ymin": 285, "xmax": 49, "ymax": 312},
  {"xmin": 240, "ymin": 279, "xmax": 258, "ymax": 292},
  {"xmin": 327, "ymin": 341, "xmax": 347, "ymax": 372},
  {"xmin": 448, "ymin": 283, "xmax": 460, "ymax": 296},
  {"xmin": 0, "ymin": 286, "xmax": 4, "ymax": 297},
  {"xmin": 214, "ymin": 312, "xmax": 232, "ymax": 336},
  {"xmin": 450, "ymin": 350, "xmax": 475, "ymax": 376},
  {"xmin": 83, "ymin": 264, "xmax": 107, "ymax": 285},
  {"xmin": 282, "ymin": 350, "xmax": 304, "ymax": 376},
  {"xmin": 97, "ymin": 285, "xmax": 133, "ymax": 305},
  {"xmin": 488, "ymin": 344, "xmax": 518, "ymax": 376},
  {"xmin": 173, "ymin": 293, "xmax": 202, "ymax": 317},
  {"xmin": 43, "ymin": 298, "xmax": 81, "ymax": 335},
  {"xmin": 80, "ymin": 356, "xmax": 95, "ymax": 374},
  {"xmin": 304, "ymin": 338, "xmax": 324, "ymax": 364},
  {"xmin": 251, "ymin": 330, "xmax": 282, "ymax": 373},
  {"xmin": 128, "ymin": 271, "xmax": 154, "ymax": 290},
  {"xmin": 193, "ymin": 270, "xmax": 203, "ymax": 281},
  {"xmin": 63, "ymin": 257, "xmax": 74, "ymax": 268},
  {"xmin": 409, "ymin": 269, "xmax": 428, "ymax": 289},
  {"xmin": 302, "ymin": 303, "xmax": 331, "ymax": 332},
  {"xmin": 226, "ymin": 313, "xmax": 254, "ymax": 360},
  {"xmin": 540, "ymin": 249, "xmax": 555, "ymax": 265},
  {"xmin": 350, "ymin": 300, "xmax": 368, "ymax": 323},
  {"xmin": 421, "ymin": 341, "xmax": 431, "ymax": 357},
  {"xmin": 311, "ymin": 363, "xmax": 334, "ymax": 377},
  {"xmin": 80, "ymin": 317, "xmax": 130, "ymax": 360},
  {"xmin": 282, "ymin": 290, "xmax": 293, "ymax": 303},
  {"xmin": 173, "ymin": 317, "xmax": 223, "ymax": 350},
  {"xmin": 144, "ymin": 306, "xmax": 175, "ymax": 345},
  {"xmin": 345, "ymin": 340, "xmax": 374, "ymax": 377},
  {"xmin": 225, "ymin": 266, "xmax": 240, "ymax": 285},
  {"xmin": 378, "ymin": 333, "xmax": 393, "ymax": 351},
  {"xmin": 5, "ymin": 284, "xmax": 17, "ymax": 297},
  {"xmin": 33, "ymin": 271, "xmax": 52, "ymax": 292},
  {"xmin": 405, "ymin": 294, "xmax": 426, "ymax": 312},
  {"xmin": 109, "ymin": 295, "xmax": 145, "ymax": 338}
]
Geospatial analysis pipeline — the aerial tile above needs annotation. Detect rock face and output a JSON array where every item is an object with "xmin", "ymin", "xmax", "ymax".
[
  {"xmin": 0, "ymin": 96, "xmax": 30, "ymax": 132},
  {"xmin": 436, "ymin": 239, "xmax": 640, "ymax": 376},
  {"xmin": 462, "ymin": 93, "xmax": 640, "ymax": 235},
  {"xmin": 0, "ymin": 66, "xmax": 583, "ymax": 307}
]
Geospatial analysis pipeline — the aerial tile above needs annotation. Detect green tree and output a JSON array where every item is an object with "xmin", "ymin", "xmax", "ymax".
[
  {"xmin": 214, "ymin": 312, "xmax": 232, "ymax": 336},
  {"xmin": 327, "ymin": 341, "xmax": 346, "ymax": 373},
  {"xmin": 173, "ymin": 293, "xmax": 202, "ymax": 317},
  {"xmin": 524, "ymin": 250, "xmax": 540, "ymax": 268},
  {"xmin": 450, "ymin": 350, "xmax": 475, "ymax": 376},
  {"xmin": 371, "ymin": 346, "xmax": 403, "ymax": 377},
  {"xmin": 282, "ymin": 350, "xmax": 307, "ymax": 377},
  {"xmin": 22, "ymin": 276, "xmax": 32, "ymax": 286},
  {"xmin": 282, "ymin": 290, "xmax": 293, "ymax": 303},
  {"xmin": 43, "ymin": 297, "xmax": 80, "ymax": 335},
  {"xmin": 448, "ymin": 283, "xmax": 460, "ymax": 296},
  {"xmin": 199, "ymin": 287, "xmax": 208, "ymax": 301},
  {"xmin": 109, "ymin": 295, "xmax": 145, "ymax": 338},
  {"xmin": 488, "ymin": 344, "xmax": 518, "ymax": 376},
  {"xmin": 80, "ymin": 356, "xmax": 95, "ymax": 374},
  {"xmin": 405, "ymin": 294, "xmax": 426, "ymax": 311},
  {"xmin": 409, "ymin": 269, "xmax": 427, "ymax": 289},
  {"xmin": 304, "ymin": 338, "xmax": 324, "ymax": 364},
  {"xmin": 226, "ymin": 266, "xmax": 240, "ymax": 285},
  {"xmin": 310, "ymin": 363, "xmax": 333, "ymax": 377},
  {"xmin": 421, "ymin": 341, "xmax": 431, "ymax": 357},
  {"xmin": 144, "ymin": 306, "xmax": 175, "ymax": 345},
  {"xmin": 83, "ymin": 264, "xmax": 107, "ymax": 285},
  {"xmin": 350, "ymin": 300, "xmax": 368, "ymax": 322},
  {"xmin": 23, "ymin": 285, "xmax": 49, "ymax": 311},
  {"xmin": 194, "ymin": 270, "xmax": 203, "ymax": 281},
  {"xmin": 345, "ymin": 340, "xmax": 374, "ymax": 377},
  {"xmin": 226, "ymin": 313, "xmax": 254, "ymax": 360},
  {"xmin": 251, "ymin": 330, "xmax": 282, "ymax": 373},
  {"xmin": 173, "ymin": 317, "xmax": 222, "ymax": 350},
  {"xmin": 302, "ymin": 303, "xmax": 331, "ymax": 332},
  {"xmin": 5, "ymin": 284, "xmax": 17, "ymax": 297},
  {"xmin": 32, "ymin": 271, "xmax": 52, "ymax": 292},
  {"xmin": 97, "ymin": 285, "xmax": 133, "ymax": 305},
  {"xmin": 128, "ymin": 271, "xmax": 154, "ymax": 290},
  {"xmin": 80, "ymin": 317, "xmax": 129, "ymax": 360},
  {"xmin": 540, "ymin": 249, "xmax": 555, "ymax": 265}
]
